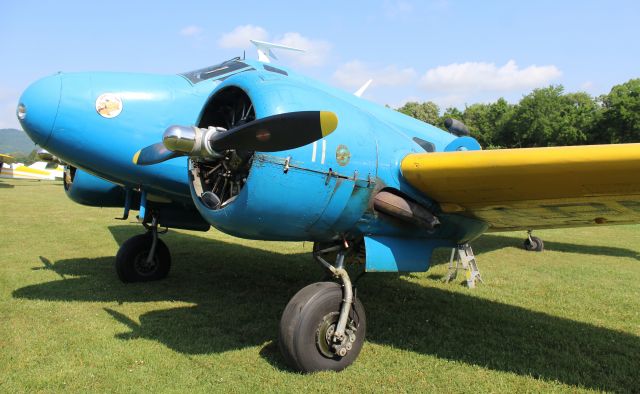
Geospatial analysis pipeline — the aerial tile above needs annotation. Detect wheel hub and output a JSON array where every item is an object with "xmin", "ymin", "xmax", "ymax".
[
  {"xmin": 315, "ymin": 311, "xmax": 357, "ymax": 358},
  {"xmin": 133, "ymin": 252, "xmax": 158, "ymax": 276}
]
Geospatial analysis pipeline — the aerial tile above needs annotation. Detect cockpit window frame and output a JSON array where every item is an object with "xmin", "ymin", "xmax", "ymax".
[{"xmin": 180, "ymin": 58, "xmax": 253, "ymax": 84}]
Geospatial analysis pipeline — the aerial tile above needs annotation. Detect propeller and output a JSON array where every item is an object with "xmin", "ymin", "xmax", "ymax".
[
  {"xmin": 133, "ymin": 111, "xmax": 338, "ymax": 166},
  {"xmin": 132, "ymin": 143, "xmax": 181, "ymax": 166}
]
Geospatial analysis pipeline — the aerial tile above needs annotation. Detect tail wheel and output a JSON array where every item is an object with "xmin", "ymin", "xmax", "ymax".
[
  {"xmin": 279, "ymin": 282, "xmax": 366, "ymax": 372},
  {"xmin": 523, "ymin": 235, "xmax": 544, "ymax": 252}
]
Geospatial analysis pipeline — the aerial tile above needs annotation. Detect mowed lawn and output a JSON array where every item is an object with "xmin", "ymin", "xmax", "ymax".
[{"xmin": 1, "ymin": 178, "xmax": 639, "ymax": 393}]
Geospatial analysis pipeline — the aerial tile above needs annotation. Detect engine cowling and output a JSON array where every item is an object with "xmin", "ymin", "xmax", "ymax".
[{"xmin": 64, "ymin": 166, "xmax": 126, "ymax": 207}]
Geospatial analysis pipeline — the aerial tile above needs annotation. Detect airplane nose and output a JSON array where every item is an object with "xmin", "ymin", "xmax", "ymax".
[{"xmin": 17, "ymin": 73, "xmax": 62, "ymax": 147}]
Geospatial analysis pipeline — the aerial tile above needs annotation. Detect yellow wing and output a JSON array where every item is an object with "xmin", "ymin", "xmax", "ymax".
[
  {"xmin": 0, "ymin": 153, "xmax": 14, "ymax": 164},
  {"xmin": 401, "ymin": 143, "xmax": 640, "ymax": 231}
]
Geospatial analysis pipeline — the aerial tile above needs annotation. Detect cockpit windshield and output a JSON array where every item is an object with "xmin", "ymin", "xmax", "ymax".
[{"xmin": 180, "ymin": 58, "xmax": 251, "ymax": 84}]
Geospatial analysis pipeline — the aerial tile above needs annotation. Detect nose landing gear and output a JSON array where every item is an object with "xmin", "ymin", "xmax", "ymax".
[{"xmin": 115, "ymin": 213, "xmax": 171, "ymax": 282}]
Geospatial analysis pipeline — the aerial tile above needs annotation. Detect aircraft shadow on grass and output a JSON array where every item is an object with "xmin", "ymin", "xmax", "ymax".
[{"xmin": 13, "ymin": 225, "xmax": 640, "ymax": 391}]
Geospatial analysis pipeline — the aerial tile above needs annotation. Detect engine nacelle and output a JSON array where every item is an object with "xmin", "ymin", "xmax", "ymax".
[
  {"xmin": 64, "ymin": 166, "xmax": 126, "ymax": 207},
  {"xmin": 64, "ymin": 166, "xmax": 210, "ymax": 231}
]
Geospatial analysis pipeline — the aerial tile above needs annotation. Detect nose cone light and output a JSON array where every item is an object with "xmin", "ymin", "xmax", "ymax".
[
  {"xmin": 17, "ymin": 104, "xmax": 26, "ymax": 120},
  {"xmin": 18, "ymin": 73, "xmax": 62, "ymax": 147}
]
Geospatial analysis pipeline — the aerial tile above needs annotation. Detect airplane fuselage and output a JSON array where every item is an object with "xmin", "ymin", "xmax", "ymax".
[{"xmin": 19, "ymin": 59, "xmax": 484, "ymax": 243}]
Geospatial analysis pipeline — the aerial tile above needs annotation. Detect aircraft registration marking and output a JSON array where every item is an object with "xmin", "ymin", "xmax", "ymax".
[{"xmin": 312, "ymin": 141, "xmax": 317, "ymax": 162}]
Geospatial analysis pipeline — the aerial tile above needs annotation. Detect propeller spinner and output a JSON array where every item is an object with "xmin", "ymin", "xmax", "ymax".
[{"xmin": 133, "ymin": 111, "xmax": 338, "ymax": 166}]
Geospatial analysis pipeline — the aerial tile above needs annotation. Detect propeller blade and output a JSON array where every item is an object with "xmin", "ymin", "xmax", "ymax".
[
  {"xmin": 133, "ymin": 111, "xmax": 338, "ymax": 166},
  {"xmin": 210, "ymin": 111, "xmax": 338, "ymax": 152},
  {"xmin": 133, "ymin": 142, "xmax": 183, "ymax": 166}
]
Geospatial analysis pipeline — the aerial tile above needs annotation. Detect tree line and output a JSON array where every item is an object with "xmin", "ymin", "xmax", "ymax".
[{"xmin": 397, "ymin": 78, "xmax": 640, "ymax": 149}]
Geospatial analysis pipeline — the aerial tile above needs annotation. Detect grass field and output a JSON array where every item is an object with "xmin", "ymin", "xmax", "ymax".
[{"xmin": 1, "ymin": 178, "xmax": 639, "ymax": 393}]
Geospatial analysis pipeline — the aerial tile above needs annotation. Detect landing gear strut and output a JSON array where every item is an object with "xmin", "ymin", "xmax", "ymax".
[
  {"xmin": 115, "ymin": 213, "xmax": 171, "ymax": 282},
  {"xmin": 523, "ymin": 230, "xmax": 544, "ymax": 252},
  {"xmin": 279, "ymin": 241, "xmax": 366, "ymax": 372}
]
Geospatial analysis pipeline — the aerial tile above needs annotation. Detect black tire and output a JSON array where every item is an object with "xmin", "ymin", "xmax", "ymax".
[
  {"xmin": 523, "ymin": 236, "xmax": 544, "ymax": 252},
  {"xmin": 278, "ymin": 282, "xmax": 366, "ymax": 373},
  {"xmin": 115, "ymin": 234, "xmax": 171, "ymax": 282}
]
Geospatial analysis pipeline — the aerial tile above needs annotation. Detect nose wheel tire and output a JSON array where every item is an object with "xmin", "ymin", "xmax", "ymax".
[
  {"xmin": 115, "ymin": 233, "xmax": 171, "ymax": 282},
  {"xmin": 523, "ymin": 235, "xmax": 544, "ymax": 252},
  {"xmin": 279, "ymin": 281, "xmax": 366, "ymax": 373}
]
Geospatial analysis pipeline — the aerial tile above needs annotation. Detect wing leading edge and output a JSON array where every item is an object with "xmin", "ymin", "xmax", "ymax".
[{"xmin": 401, "ymin": 143, "xmax": 640, "ymax": 231}]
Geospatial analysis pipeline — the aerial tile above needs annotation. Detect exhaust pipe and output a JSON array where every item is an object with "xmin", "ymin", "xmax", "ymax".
[{"xmin": 373, "ymin": 191, "xmax": 440, "ymax": 229}]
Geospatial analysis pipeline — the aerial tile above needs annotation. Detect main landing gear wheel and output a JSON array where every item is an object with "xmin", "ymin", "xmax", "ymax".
[
  {"xmin": 523, "ymin": 234, "xmax": 544, "ymax": 252},
  {"xmin": 115, "ymin": 233, "xmax": 171, "ymax": 282},
  {"xmin": 279, "ymin": 282, "xmax": 366, "ymax": 372}
]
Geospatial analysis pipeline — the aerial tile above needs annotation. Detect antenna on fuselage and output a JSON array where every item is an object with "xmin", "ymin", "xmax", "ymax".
[
  {"xmin": 354, "ymin": 79, "xmax": 373, "ymax": 97},
  {"xmin": 250, "ymin": 39, "xmax": 305, "ymax": 63}
]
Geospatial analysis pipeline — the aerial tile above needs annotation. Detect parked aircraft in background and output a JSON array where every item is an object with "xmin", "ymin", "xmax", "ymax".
[
  {"xmin": 0, "ymin": 153, "xmax": 14, "ymax": 167},
  {"xmin": 16, "ymin": 41, "xmax": 640, "ymax": 372},
  {"xmin": 0, "ymin": 160, "xmax": 64, "ymax": 181}
]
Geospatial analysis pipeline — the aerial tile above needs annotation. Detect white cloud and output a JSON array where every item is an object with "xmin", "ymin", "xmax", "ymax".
[
  {"xmin": 218, "ymin": 25, "xmax": 268, "ymax": 49},
  {"xmin": 217, "ymin": 25, "xmax": 330, "ymax": 67},
  {"xmin": 274, "ymin": 32, "xmax": 331, "ymax": 67},
  {"xmin": 333, "ymin": 61, "xmax": 417, "ymax": 89},
  {"xmin": 427, "ymin": 94, "xmax": 469, "ymax": 110},
  {"xmin": 179, "ymin": 25, "xmax": 203, "ymax": 37},
  {"xmin": 420, "ymin": 60, "xmax": 562, "ymax": 93}
]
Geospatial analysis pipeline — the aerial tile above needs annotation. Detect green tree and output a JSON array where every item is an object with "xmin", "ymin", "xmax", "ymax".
[
  {"xmin": 397, "ymin": 101, "xmax": 440, "ymax": 125},
  {"xmin": 438, "ymin": 107, "xmax": 463, "ymax": 130},
  {"xmin": 561, "ymin": 92, "xmax": 601, "ymax": 145},
  {"xmin": 501, "ymin": 86, "xmax": 563, "ymax": 147},
  {"xmin": 394, "ymin": 79, "xmax": 640, "ymax": 148},
  {"xmin": 501, "ymin": 86, "xmax": 598, "ymax": 147},
  {"xmin": 458, "ymin": 98, "xmax": 514, "ymax": 148},
  {"xmin": 598, "ymin": 78, "xmax": 640, "ymax": 143}
]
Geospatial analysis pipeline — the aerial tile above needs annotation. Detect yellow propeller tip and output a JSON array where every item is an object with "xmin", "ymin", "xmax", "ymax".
[
  {"xmin": 132, "ymin": 150, "xmax": 141, "ymax": 165},
  {"xmin": 320, "ymin": 111, "xmax": 338, "ymax": 137}
]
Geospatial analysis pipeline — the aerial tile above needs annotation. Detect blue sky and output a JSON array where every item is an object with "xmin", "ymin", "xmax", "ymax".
[{"xmin": 1, "ymin": 0, "xmax": 638, "ymax": 129}]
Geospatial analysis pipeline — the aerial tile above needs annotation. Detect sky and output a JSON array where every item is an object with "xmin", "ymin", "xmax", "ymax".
[{"xmin": 1, "ymin": 0, "xmax": 639, "ymax": 129}]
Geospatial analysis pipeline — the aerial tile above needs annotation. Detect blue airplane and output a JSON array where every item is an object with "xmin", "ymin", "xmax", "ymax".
[{"xmin": 17, "ymin": 42, "xmax": 640, "ymax": 373}]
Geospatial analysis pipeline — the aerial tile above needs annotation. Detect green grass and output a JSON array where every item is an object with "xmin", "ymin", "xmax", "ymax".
[{"xmin": 1, "ymin": 178, "xmax": 639, "ymax": 393}]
